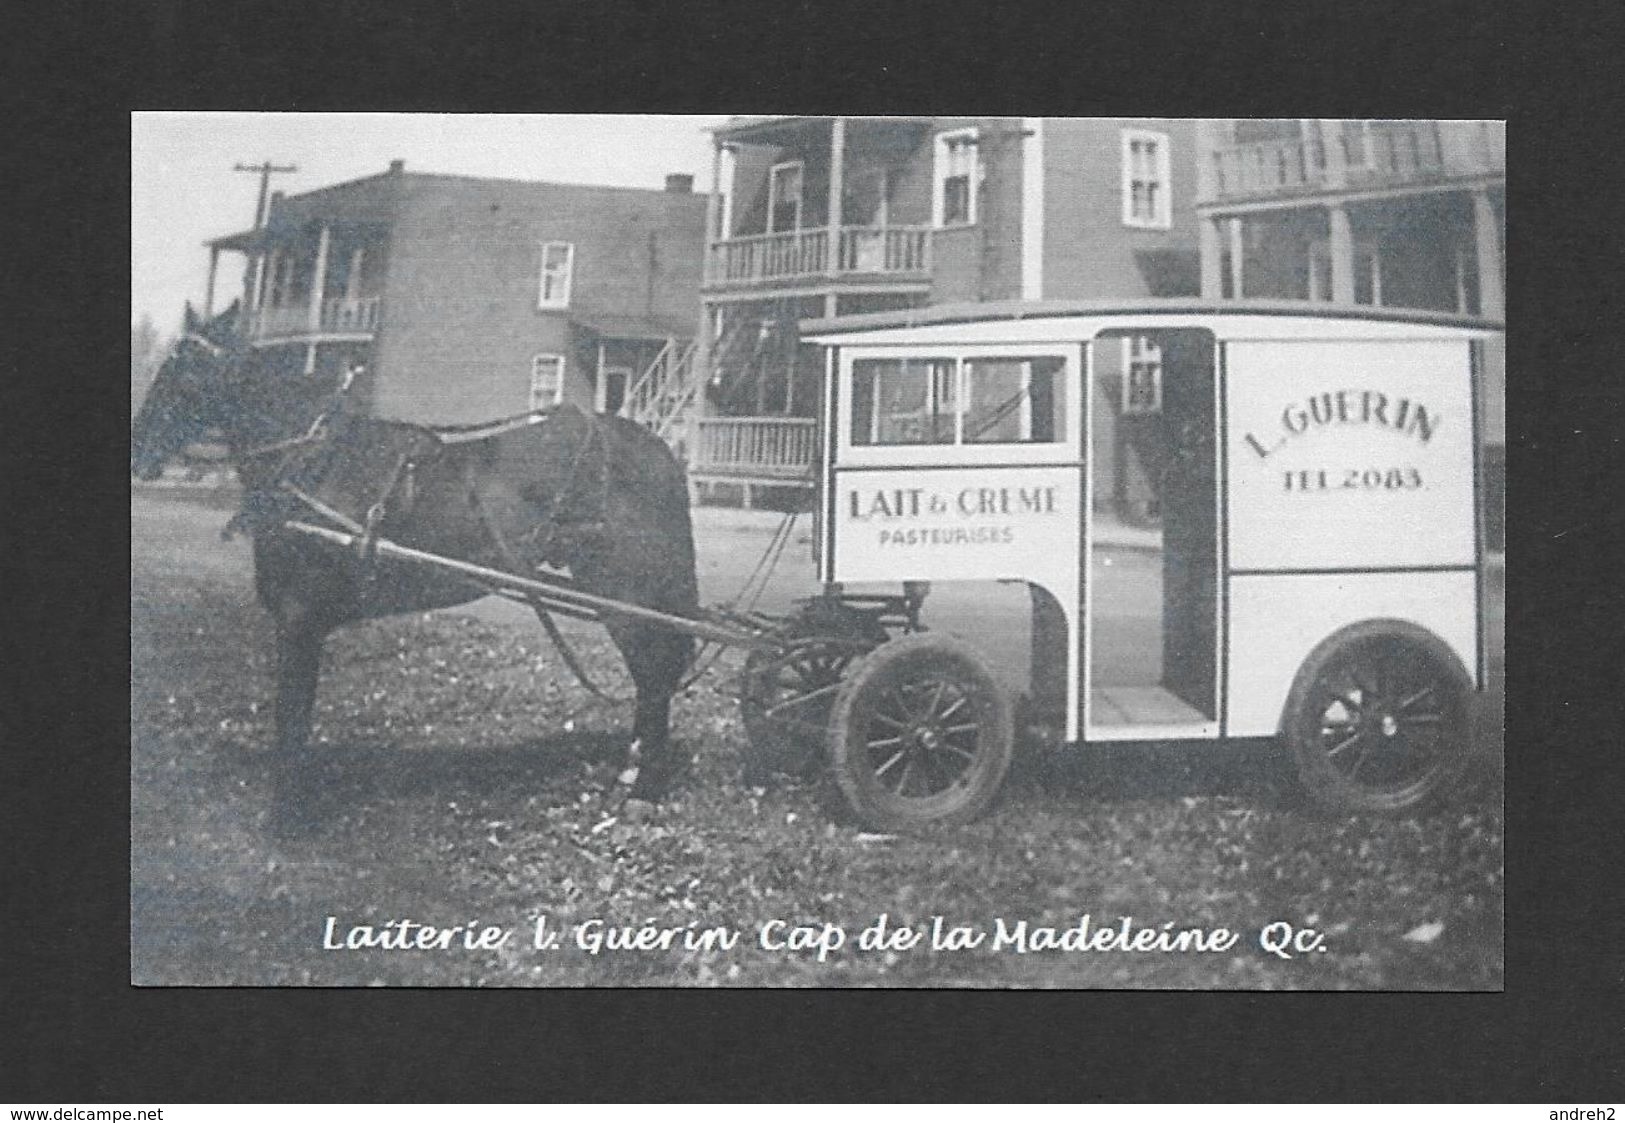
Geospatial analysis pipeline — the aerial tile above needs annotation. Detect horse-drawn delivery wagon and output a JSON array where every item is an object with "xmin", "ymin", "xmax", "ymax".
[{"xmin": 132, "ymin": 299, "xmax": 1501, "ymax": 833}]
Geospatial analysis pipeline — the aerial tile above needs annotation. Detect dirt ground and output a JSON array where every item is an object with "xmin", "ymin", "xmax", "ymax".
[{"xmin": 130, "ymin": 484, "xmax": 1504, "ymax": 988}]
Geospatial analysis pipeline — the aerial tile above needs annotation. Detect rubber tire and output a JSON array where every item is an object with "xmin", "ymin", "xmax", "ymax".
[
  {"xmin": 740, "ymin": 606, "xmax": 887, "ymax": 784},
  {"xmin": 1280, "ymin": 619, "xmax": 1475, "ymax": 815},
  {"xmin": 828, "ymin": 633, "xmax": 1014, "ymax": 830}
]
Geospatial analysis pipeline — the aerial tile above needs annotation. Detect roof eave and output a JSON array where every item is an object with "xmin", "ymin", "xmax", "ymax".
[{"xmin": 800, "ymin": 297, "xmax": 1506, "ymax": 338}]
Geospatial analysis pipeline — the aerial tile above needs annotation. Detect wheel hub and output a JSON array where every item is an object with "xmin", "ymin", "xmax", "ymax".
[{"xmin": 1379, "ymin": 712, "xmax": 1399, "ymax": 737}]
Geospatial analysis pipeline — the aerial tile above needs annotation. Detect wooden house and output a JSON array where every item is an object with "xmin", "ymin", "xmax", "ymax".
[
  {"xmin": 1193, "ymin": 120, "xmax": 1505, "ymax": 542},
  {"xmin": 203, "ymin": 161, "xmax": 708, "ymax": 430},
  {"xmin": 685, "ymin": 116, "xmax": 1203, "ymax": 502}
]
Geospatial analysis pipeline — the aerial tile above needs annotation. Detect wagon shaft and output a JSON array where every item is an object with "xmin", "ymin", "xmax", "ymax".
[{"xmin": 281, "ymin": 519, "xmax": 780, "ymax": 650}]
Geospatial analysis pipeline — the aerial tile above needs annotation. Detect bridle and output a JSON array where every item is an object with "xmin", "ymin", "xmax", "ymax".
[
  {"xmin": 155, "ymin": 330, "xmax": 352, "ymax": 463},
  {"xmin": 236, "ymin": 362, "xmax": 362, "ymax": 461},
  {"xmin": 176, "ymin": 331, "xmax": 226, "ymax": 358}
]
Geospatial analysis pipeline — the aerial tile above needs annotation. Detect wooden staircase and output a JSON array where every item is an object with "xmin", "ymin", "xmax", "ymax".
[
  {"xmin": 624, "ymin": 311, "xmax": 819, "ymax": 504},
  {"xmin": 619, "ymin": 337, "xmax": 699, "ymax": 441},
  {"xmin": 710, "ymin": 312, "xmax": 794, "ymax": 413}
]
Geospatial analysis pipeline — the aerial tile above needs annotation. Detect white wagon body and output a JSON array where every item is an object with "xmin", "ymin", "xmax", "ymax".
[{"xmin": 793, "ymin": 300, "xmax": 1498, "ymax": 821}]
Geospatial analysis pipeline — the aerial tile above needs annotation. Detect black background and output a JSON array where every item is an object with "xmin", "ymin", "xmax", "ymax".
[{"xmin": 6, "ymin": 0, "xmax": 1622, "ymax": 1103}]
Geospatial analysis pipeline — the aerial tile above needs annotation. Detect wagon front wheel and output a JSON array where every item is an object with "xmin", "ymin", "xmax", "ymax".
[
  {"xmin": 740, "ymin": 605, "xmax": 888, "ymax": 783},
  {"xmin": 1282, "ymin": 621, "xmax": 1474, "ymax": 814},
  {"xmin": 828, "ymin": 634, "xmax": 1014, "ymax": 830}
]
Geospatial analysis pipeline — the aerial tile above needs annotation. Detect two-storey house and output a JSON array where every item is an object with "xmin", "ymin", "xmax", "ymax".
[
  {"xmin": 202, "ymin": 160, "xmax": 708, "ymax": 431},
  {"xmin": 1193, "ymin": 119, "xmax": 1505, "ymax": 542},
  {"xmin": 686, "ymin": 116, "xmax": 1202, "ymax": 504}
]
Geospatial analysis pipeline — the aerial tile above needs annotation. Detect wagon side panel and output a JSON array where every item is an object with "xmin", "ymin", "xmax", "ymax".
[
  {"xmin": 1225, "ymin": 571, "xmax": 1478, "ymax": 737},
  {"xmin": 1220, "ymin": 337, "xmax": 1483, "ymax": 737}
]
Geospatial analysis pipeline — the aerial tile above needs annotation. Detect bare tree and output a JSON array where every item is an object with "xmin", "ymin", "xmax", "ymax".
[{"xmin": 131, "ymin": 314, "xmax": 167, "ymax": 415}]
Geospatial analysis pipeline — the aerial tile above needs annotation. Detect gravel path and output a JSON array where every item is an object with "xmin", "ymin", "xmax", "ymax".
[{"xmin": 131, "ymin": 488, "xmax": 1504, "ymax": 988}]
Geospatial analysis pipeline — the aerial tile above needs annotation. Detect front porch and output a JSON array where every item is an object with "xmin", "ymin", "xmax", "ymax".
[
  {"xmin": 248, "ymin": 295, "xmax": 382, "ymax": 341},
  {"xmin": 687, "ymin": 415, "xmax": 818, "ymax": 503},
  {"xmin": 701, "ymin": 115, "xmax": 939, "ymax": 303},
  {"xmin": 207, "ymin": 219, "xmax": 389, "ymax": 363},
  {"xmin": 707, "ymin": 225, "xmax": 932, "ymax": 286},
  {"xmin": 1201, "ymin": 120, "xmax": 1505, "ymax": 205},
  {"xmin": 1198, "ymin": 186, "xmax": 1504, "ymax": 319}
]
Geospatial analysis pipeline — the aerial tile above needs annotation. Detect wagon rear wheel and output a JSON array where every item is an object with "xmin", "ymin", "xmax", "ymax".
[
  {"xmin": 1282, "ymin": 621, "xmax": 1474, "ymax": 814},
  {"xmin": 740, "ymin": 605, "xmax": 887, "ymax": 783},
  {"xmin": 828, "ymin": 634, "xmax": 1014, "ymax": 830}
]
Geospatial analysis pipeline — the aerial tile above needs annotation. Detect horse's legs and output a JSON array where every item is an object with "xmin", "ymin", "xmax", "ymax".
[
  {"xmin": 609, "ymin": 622, "xmax": 692, "ymax": 802},
  {"xmin": 270, "ymin": 603, "xmax": 327, "ymax": 833}
]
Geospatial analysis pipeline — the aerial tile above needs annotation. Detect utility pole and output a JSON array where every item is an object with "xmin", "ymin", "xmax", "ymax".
[
  {"xmin": 235, "ymin": 160, "xmax": 298, "ymax": 228},
  {"xmin": 234, "ymin": 162, "xmax": 298, "ymax": 327}
]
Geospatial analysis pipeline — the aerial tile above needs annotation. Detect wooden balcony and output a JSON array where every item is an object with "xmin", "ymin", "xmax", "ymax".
[
  {"xmin": 321, "ymin": 295, "xmax": 382, "ymax": 333},
  {"xmin": 1204, "ymin": 121, "xmax": 1504, "ymax": 204},
  {"xmin": 689, "ymin": 417, "xmax": 817, "ymax": 485},
  {"xmin": 250, "ymin": 296, "xmax": 381, "ymax": 342},
  {"xmin": 706, "ymin": 225, "xmax": 931, "ymax": 288}
]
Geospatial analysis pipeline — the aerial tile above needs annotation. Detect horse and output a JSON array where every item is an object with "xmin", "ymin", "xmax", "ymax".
[{"xmin": 131, "ymin": 302, "xmax": 700, "ymax": 834}]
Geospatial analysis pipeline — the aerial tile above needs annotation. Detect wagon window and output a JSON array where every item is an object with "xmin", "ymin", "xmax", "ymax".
[
  {"xmin": 851, "ymin": 358, "xmax": 958, "ymax": 446},
  {"xmin": 964, "ymin": 357, "xmax": 1064, "ymax": 444}
]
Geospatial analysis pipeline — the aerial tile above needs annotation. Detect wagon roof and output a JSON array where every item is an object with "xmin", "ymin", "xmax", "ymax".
[{"xmin": 801, "ymin": 298, "xmax": 1504, "ymax": 344}]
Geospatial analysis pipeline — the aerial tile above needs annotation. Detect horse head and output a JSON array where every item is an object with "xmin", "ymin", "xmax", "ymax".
[{"xmin": 130, "ymin": 301, "xmax": 246, "ymax": 480}]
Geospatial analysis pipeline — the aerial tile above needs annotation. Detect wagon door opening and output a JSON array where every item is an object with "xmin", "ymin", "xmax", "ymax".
[{"xmin": 1084, "ymin": 328, "xmax": 1218, "ymax": 736}]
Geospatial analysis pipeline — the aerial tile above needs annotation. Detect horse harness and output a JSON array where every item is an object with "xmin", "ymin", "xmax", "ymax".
[
  {"xmin": 456, "ymin": 414, "xmax": 618, "ymax": 699},
  {"xmin": 244, "ymin": 404, "xmax": 618, "ymax": 699}
]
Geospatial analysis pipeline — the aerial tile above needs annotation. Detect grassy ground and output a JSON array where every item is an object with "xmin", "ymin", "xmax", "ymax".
[{"xmin": 131, "ymin": 487, "xmax": 1503, "ymax": 988}]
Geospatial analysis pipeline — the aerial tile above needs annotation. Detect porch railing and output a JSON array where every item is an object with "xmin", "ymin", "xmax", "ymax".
[
  {"xmin": 250, "ymin": 305, "xmax": 311, "ymax": 339},
  {"xmin": 708, "ymin": 225, "xmax": 932, "ymax": 285},
  {"xmin": 320, "ymin": 295, "xmax": 382, "ymax": 333},
  {"xmin": 690, "ymin": 417, "xmax": 817, "ymax": 482},
  {"xmin": 1207, "ymin": 121, "xmax": 1503, "ymax": 202},
  {"xmin": 250, "ymin": 296, "xmax": 382, "ymax": 340},
  {"xmin": 714, "ymin": 229, "xmax": 829, "ymax": 283},
  {"xmin": 1210, "ymin": 136, "xmax": 1314, "ymax": 197},
  {"xmin": 837, "ymin": 226, "xmax": 931, "ymax": 273}
]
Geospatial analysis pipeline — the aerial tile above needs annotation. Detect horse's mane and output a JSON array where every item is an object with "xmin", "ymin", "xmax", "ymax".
[{"xmin": 218, "ymin": 355, "xmax": 349, "ymax": 445}]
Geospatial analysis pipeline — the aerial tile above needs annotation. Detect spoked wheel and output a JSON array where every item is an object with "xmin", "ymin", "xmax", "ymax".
[
  {"xmin": 1282, "ymin": 621, "xmax": 1473, "ymax": 814},
  {"xmin": 828, "ymin": 634, "xmax": 1014, "ymax": 830},
  {"xmin": 739, "ymin": 605, "xmax": 887, "ymax": 783}
]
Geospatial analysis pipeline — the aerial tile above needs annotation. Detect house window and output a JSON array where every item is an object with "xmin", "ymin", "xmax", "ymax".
[
  {"xmin": 268, "ymin": 250, "xmax": 295, "ymax": 307},
  {"xmin": 1308, "ymin": 241, "xmax": 1383, "ymax": 305},
  {"xmin": 932, "ymin": 129, "xmax": 980, "ymax": 227},
  {"xmin": 538, "ymin": 242, "xmax": 574, "ymax": 308},
  {"xmin": 1122, "ymin": 129, "xmax": 1172, "ymax": 229},
  {"xmin": 1121, "ymin": 336, "xmax": 1163, "ymax": 415},
  {"xmin": 343, "ymin": 247, "xmax": 367, "ymax": 302},
  {"xmin": 717, "ymin": 145, "xmax": 736, "ymax": 239},
  {"xmin": 844, "ymin": 168, "xmax": 890, "ymax": 228},
  {"xmin": 768, "ymin": 161, "xmax": 803, "ymax": 233},
  {"xmin": 530, "ymin": 354, "xmax": 565, "ymax": 409}
]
